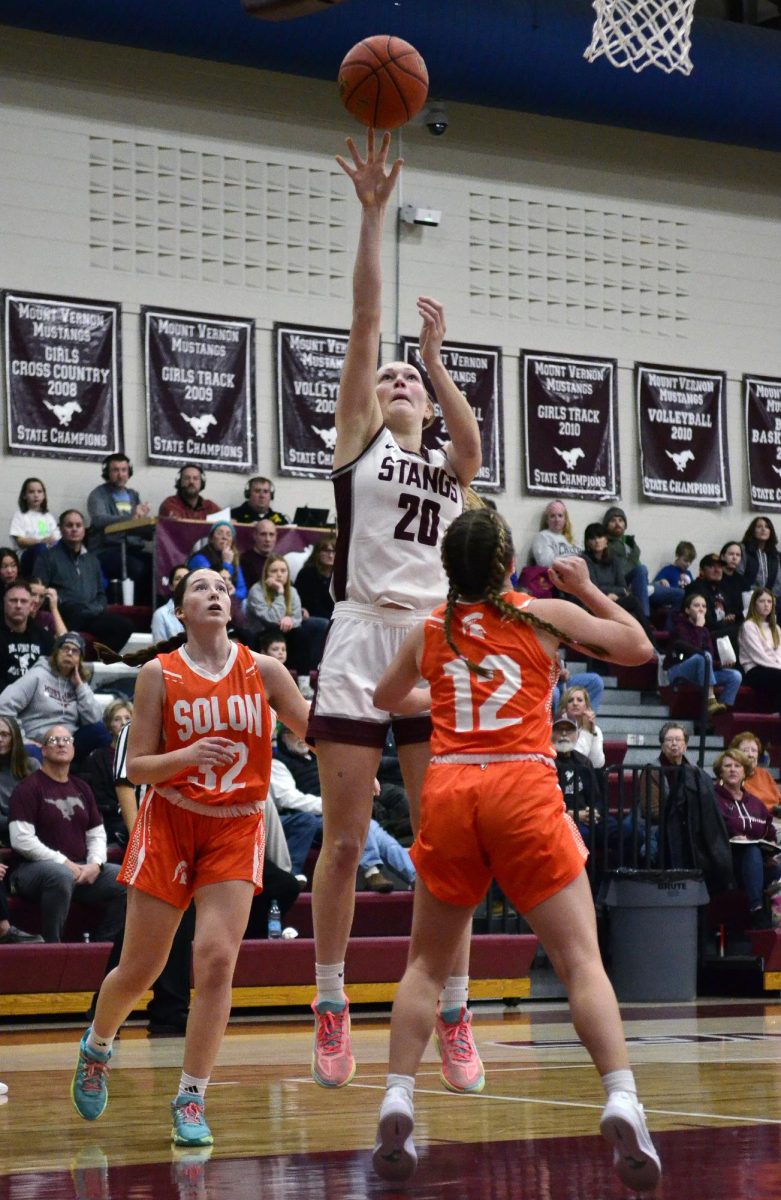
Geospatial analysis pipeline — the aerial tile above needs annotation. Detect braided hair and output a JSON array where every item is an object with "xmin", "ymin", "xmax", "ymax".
[
  {"xmin": 92, "ymin": 570, "xmax": 198, "ymax": 667},
  {"xmin": 441, "ymin": 509, "xmax": 607, "ymax": 677}
]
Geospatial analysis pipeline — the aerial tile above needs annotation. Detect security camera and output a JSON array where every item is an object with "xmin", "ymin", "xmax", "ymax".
[{"xmin": 425, "ymin": 103, "xmax": 449, "ymax": 137}]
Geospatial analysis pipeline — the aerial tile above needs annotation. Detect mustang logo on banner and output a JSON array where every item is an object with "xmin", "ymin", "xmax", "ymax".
[
  {"xmin": 636, "ymin": 363, "xmax": 729, "ymax": 506},
  {"xmin": 276, "ymin": 323, "xmax": 348, "ymax": 479},
  {"xmin": 522, "ymin": 351, "xmax": 619, "ymax": 500}
]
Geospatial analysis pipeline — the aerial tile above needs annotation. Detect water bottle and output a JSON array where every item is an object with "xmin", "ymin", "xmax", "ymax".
[
  {"xmin": 267, "ymin": 900, "xmax": 282, "ymax": 939},
  {"xmin": 82, "ymin": 932, "xmax": 90, "ymax": 944}
]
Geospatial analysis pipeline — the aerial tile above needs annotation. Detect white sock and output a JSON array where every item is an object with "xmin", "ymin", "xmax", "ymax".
[
  {"xmin": 86, "ymin": 1027, "xmax": 114, "ymax": 1057},
  {"xmin": 439, "ymin": 975, "xmax": 469, "ymax": 1014},
  {"xmin": 386, "ymin": 1073, "xmax": 415, "ymax": 1101},
  {"xmin": 601, "ymin": 1068, "xmax": 637, "ymax": 1098},
  {"xmin": 315, "ymin": 961, "xmax": 347, "ymax": 1007},
  {"xmin": 178, "ymin": 1071, "xmax": 209, "ymax": 1098}
]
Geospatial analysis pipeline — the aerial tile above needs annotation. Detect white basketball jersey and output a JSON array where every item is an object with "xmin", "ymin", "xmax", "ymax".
[{"xmin": 331, "ymin": 425, "xmax": 464, "ymax": 610}]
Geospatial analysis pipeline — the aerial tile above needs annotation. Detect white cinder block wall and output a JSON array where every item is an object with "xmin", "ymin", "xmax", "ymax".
[{"xmin": 1, "ymin": 26, "xmax": 781, "ymax": 571}]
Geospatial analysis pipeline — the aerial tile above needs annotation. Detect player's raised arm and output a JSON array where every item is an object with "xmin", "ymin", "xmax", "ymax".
[
  {"xmin": 417, "ymin": 296, "xmax": 482, "ymax": 488},
  {"xmin": 333, "ymin": 130, "xmax": 403, "ymax": 468}
]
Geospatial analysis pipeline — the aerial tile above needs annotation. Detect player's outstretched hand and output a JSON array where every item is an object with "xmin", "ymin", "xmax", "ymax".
[
  {"xmin": 336, "ymin": 129, "xmax": 403, "ymax": 210},
  {"xmin": 548, "ymin": 555, "xmax": 592, "ymax": 598},
  {"xmin": 417, "ymin": 296, "xmax": 446, "ymax": 366}
]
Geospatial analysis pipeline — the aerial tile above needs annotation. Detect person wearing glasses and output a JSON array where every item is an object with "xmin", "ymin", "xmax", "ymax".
[{"xmin": 7, "ymin": 724, "xmax": 126, "ymax": 943}]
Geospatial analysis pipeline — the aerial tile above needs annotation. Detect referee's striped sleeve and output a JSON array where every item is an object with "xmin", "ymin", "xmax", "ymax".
[{"xmin": 113, "ymin": 721, "xmax": 130, "ymax": 784}]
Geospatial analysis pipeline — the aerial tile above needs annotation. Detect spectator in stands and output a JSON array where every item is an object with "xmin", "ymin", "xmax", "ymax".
[
  {"xmin": 0, "ymin": 858, "xmax": 42, "ymax": 942},
  {"xmin": 684, "ymin": 553, "xmax": 743, "ymax": 640},
  {"xmin": 294, "ymin": 536, "xmax": 336, "ymax": 621},
  {"xmin": 552, "ymin": 716, "xmax": 604, "ymax": 842},
  {"xmin": 8, "ymin": 724, "xmax": 126, "ymax": 943},
  {"xmin": 87, "ymin": 453, "xmax": 153, "ymax": 604},
  {"xmin": 729, "ymin": 732, "xmax": 781, "ymax": 818},
  {"xmin": 187, "ymin": 521, "xmax": 247, "ymax": 604},
  {"xmin": 0, "ymin": 549, "xmax": 20, "ymax": 590},
  {"xmin": 239, "ymin": 519, "xmax": 278, "ymax": 591},
  {"xmin": 551, "ymin": 653, "xmax": 605, "ymax": 714},
  {"xmin": 530, "ymin": 501, "xmax": 582, "ymax": 567},
  {"xmin": 713, "ymin": 748, "xmax": 780, "ymax": 929},
  {"xmin": 243, "ymin": 797, "xmax": 304, "ymax": 935},
  {"xmin": 581, "ymin": 523, "xmax": 655, "ymax": 639},
  {"xmin": 9, "ymin": 477, "xmax": 59, "ymax": 571},
  {"xmin": 230, "ymin": 476, "xmax": 289, "ymax": 527},
  {"xmin": 557, "ymin": 685, "xmax": 605, "ymax": 768},
  {"xmin": 0, "ymin": 580, "xmax": 54, "ymax": 690},
  {"xmin": 77, "ymin": 701, "xmax": 134, "ymax": 848},
  {"xmin": 665, "ymin": 592, "xmax": 741, "ymax": 716},
  {"xmin": 720, "ymin": 540, "xmax": 743, "ymax": 586},
  {"xmin": 37, "ymin": 510, "xmax": 134, "ymax": 653},
  {"xmin": 0, "ymin": 633, "xmax": 107, "ymax": 758},
  {"xmin": 246, "ymin": 554, "xmax": 327, "ymax": 674},
  {"xmin": 640, "ymin": 723, "xmax": 733, "ymax": 890},
  {"xmin": 739, "ymin": 515, "xmax": 781, "ymax": 598},
  {"xmin": 27, "ymin": 578, "xmax": 66, "ymax": 639},
  {"xmin": 274, "ymin": 726, "xmax": 415, "ymax": 890},
  {"xmin": 158, "ymin": 463, "xmax": 220, "ymax": 521},
  {"xmin": 150, "ymin": 564, "xmax": 188, "ymax": 643},
  {"xmin": 603, "ymin": 506, "xmax": 660, "ymax": 616},
  {"xmin": 651, "ymin": 540, "xmax": 695, "ymax": 613},
  {"xmin": 738, "ymin": 587, "xmax": 781, "ymax": 703},
  {"xmin": 0, "ymin": 716, "xmax": 38, "ymax": 847}
]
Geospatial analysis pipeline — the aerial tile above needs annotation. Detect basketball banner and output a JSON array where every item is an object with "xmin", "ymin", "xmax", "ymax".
[
  {"xmin": 3, "ymin": 290, "xmax": 121, "ymax": 461},
  {"xmin": 744, "ymin": 375, "xmax": 781, "ymax": 511},
  {"xmin": 521, "ymin": 351, "xmax": 618, "ymax": 499},
  {"xmin": 143, "ymin": 307, "xmax": 255, "ymax": 473},
  {"xmin": 637, "ymin": 363, "xmax": 729, "ymax": 506},
  {"xmin": 276, "ymin": 323, "xmax": 348, "ymax": 478},
  {"xmin": 401, "ymin": 338, "xmax": 504, "ymax": 492}
]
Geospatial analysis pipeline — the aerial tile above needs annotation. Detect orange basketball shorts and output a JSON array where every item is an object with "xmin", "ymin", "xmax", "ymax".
[
  {"xmin": 411, "ymin": 759, "xmax": 587, "ymax": 914},
  {"xmin": 118, "ymin": 790, "xmax": 265, "ymax": 910}
]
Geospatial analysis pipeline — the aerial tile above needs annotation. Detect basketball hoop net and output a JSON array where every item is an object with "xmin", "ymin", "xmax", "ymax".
[{"xmin": 584, "ymin": 0, "xmax": 696, "ymax": 75}]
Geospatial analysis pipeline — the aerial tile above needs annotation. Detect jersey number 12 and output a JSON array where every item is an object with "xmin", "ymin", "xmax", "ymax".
[{"xmin": 443, "ymin": 654, "xmax": 523, "ymax": 732}]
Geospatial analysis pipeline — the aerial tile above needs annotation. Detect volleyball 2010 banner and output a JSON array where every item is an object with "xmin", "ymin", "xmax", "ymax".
[
  {"xmin": 143, "ymin": 307, "xmax": 255, "ymax": 473},
  {"xmin": 522, "ymin": 351, "xmax": 619, "ymax": 500},
  {"xmin": 637, "ymin": 363, "xmax": 730, "ymax": 507},
  {"xmin": 3, "ymin": 290, "xmax": 122, "ymax": 461}
]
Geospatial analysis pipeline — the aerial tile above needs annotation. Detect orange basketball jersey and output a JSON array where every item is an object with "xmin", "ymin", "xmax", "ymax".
[
  {"xmin": 153, "ymin": 641, "xmax": 272, "ymax": 811},
  {"xmin": 421, "ymin": 591, "xmax": 560, "ymax": 758}
]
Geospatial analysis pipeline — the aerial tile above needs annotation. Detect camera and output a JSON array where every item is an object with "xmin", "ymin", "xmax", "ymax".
[{"xmin": 425, "ymin": 103, "xmax": 449, "ymax": 137}]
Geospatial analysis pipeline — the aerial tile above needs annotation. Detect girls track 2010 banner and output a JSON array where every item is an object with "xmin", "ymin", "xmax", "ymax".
[
  {"xmin": 276, "ymin": 323, "xmax": 348, "ymax": 479},
  {"xmin": 401, "ymin": 338, "xmax": 504, "ymax": 492},
  {"xmin": 144, "ymin": 307, "xmax": 255, "ymax": 473},
  {"xmin": 636, "ymin": 363, "xmax": 730, "ymax": 506},
  {"xmin": 3, "ymin": 291, "xmax": 121, "ymax": 461},
  {"xmin": 744, "ymin": 375, "xmax": 781, "ymax": 511},
  {"xmin": 522, "ymin": 351, "xmax": 618, "ymax": 499}
]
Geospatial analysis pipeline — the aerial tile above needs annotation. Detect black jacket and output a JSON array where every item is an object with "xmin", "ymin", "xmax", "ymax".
[{"xmin": 643, "ymin": 754, "xmax": 734, "ymax": 893}]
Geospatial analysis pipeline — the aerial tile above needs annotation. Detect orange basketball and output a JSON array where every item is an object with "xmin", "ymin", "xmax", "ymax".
[{"xmin": 338, "ymin": 35, "xmax": 429, "ymax": 130}]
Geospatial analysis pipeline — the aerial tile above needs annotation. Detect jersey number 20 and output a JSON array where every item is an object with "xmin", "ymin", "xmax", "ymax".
[
  {"xmin": 443, "ymin": 654, "xmax": 523, "ymax": 732},
  {"xmin": 394, "ymin": 492, "xmax": 441, "ymax": 546}
]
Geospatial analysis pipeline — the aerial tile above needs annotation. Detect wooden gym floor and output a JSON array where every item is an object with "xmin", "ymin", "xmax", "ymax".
[{"xmin": 2, "ymin": 998, "xmax": 781, "ymax": 1198}]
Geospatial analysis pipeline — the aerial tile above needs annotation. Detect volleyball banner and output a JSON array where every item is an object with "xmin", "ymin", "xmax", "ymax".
[
  {"xmin": 522, "ymin": 351, "xmax": 618, "ymax": 499},
  {"xmin": 401, "ymin": 338, "xmax": 504, "ymax": 492},
  {"xmin": 144, "ymin": 307, "xmax": 255, "ymax": 472},
  {"xmin": 3, "ymin": 290, "xmax": 121, "ymax": 461},
  {"xmin": 276, "ymin": 323, "xmax": 348, "ymax": 478},
  {"xmin": 744, "ymin": 375, "xmax": 781, "ymax": 511},
  {"xmin": 637, "ymin": 363, "xmax": 729, "ymax": 506}
]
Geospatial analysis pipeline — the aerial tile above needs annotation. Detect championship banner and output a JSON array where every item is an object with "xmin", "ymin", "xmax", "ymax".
[
  {"xmin": 276, "ymin": 323, "xmax": 348, "ymax": 478},
  {"xmin": 144, "ymin": 308, "xmax": 255, "ymax": 472},
  {"xmin": 3, "ymin": 291, "xmax": 121, "ymax": 461},
  {"xmin": 636, "ymin": 363, "xmax": 729, "ymax": 506},
  {"xmin": 521, "ymin": 351, "xmax": 618, "ymax": 499},
  {"xmin": 401, "ymin": 338, "xmax": 504, "ymax": 491},
  {"xmin": 744, "ymin": 375, "xmax": 781, "ymax": 511}
]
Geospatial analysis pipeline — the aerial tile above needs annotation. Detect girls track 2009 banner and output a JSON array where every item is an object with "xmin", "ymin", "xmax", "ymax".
[
  {"xmin": 3, "ymin": 291, "xmax": 121, "ymax": 461},
  {"xmin": 636, "ymin": 363, "xmax": 729, "ymax": 506},
  {"xmin": 143, "ymin": 307, "xmax": 255, "ymax": 473},
  {"xmin": 401, "ymin": 338, "xmax": 504, "ymax": 492},
  {"xmin": 522, "ymin": 351, "xmax": 618, "ymax": 500},
  {"xmin": 744, "ymin": 374, "xmax": 781, "ymax": 512}
]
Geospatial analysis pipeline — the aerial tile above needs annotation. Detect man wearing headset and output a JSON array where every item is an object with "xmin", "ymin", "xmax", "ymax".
[
  {"xmin": 158, "ymin": 463, "xmax": 220, "ymax": 521},
  {"xmin": 87, "ymin": 454, "xmax": 153, "ymax": 603},
  {"xmin": 230, "ymin": 476, "xmax": 289, "ymax": 527}
]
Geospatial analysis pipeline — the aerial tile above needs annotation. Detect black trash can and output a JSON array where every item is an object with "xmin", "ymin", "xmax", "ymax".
[{"xmin": 602, "ymin": 869, "xmax": 710, "ymax": 1002}]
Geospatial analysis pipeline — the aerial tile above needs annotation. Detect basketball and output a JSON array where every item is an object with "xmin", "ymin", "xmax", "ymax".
[{"xmin": 338, "ymin": 35, "xmax": 429, "ymax": 130}]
